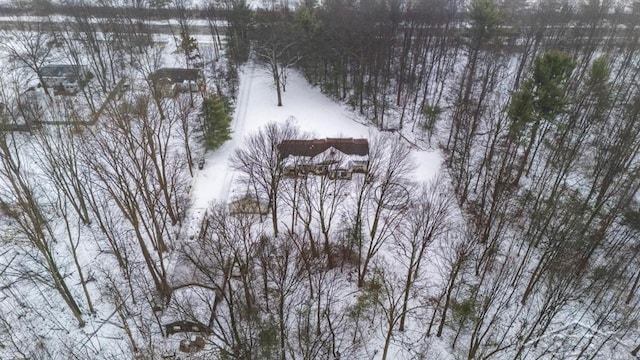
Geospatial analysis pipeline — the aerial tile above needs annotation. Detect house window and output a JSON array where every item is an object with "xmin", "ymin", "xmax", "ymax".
[
  {"xmin": 351, "ymin": 161, "xmax": 368, "ymax": 173},
  {"xmin": 283, "ymin": 166, "xmax": 297, "ymax": 177},
  {"xmin": 314, "ymin": 164, "xmax": 329, "ymax": 175},
  {"xmin": 334, "ymin": 170, "xmax": 352, "ymax": 180},
  {"xmin": 298, "ymin": 164, "xmax": 314, "ymax": 174}
]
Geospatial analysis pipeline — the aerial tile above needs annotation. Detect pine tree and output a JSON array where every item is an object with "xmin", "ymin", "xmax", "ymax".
[
  {"xmin": 202, "ymin": 95, "xmax": 232, "ymax": 150},
  {"xmin": 179, "ymin": 27, "xmax": 200, "ymax": 66},
  {"xmin": 508, "ymin": 51, "xmax": 575, "ymax": 184}
]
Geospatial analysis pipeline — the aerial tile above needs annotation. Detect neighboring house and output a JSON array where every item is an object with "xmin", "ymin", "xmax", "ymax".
[
  {"xmin": 148, "ymin": 68, "xmax": 204, "ymax": 96},
  {"xmin": 40, "ymin": 65, "xmax": 89, "ymax": 94},
  {"xmin": 278, "ymin": 138, "xmax": 369, "ymax": 180}
]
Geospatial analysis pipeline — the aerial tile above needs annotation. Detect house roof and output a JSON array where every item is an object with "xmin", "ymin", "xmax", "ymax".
[
  {"xmin": 278, "ymin": 138, "xmax": 369, "ymax": 159},
  {"xmin": 149, "ymin": 68, "xmax": 202, "ymax": 83},
  {"xmin": 41, "ymin": 65, "xmax": 86, "ymax": 79}
]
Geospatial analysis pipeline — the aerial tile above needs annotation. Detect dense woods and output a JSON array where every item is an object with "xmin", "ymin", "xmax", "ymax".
[
  {"xmin": 240, "ymin": 0, "xmax": 640, "ymax": 358},
  {"xmin": 0, "ymin": 0, "xmax": 640, "ymax": 358}
]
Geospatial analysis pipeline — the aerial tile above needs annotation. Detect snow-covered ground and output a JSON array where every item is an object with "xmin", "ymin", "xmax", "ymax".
[
  {"xmin": 0, "ymin": 8, "xmax": 630, "ymax": 359},
  {"xmin": 164, "ymin": 59, "xmax": 447, "ymax": 359},
  {"xmin": 190, "ymin": 61, "xmax": 442, "ymax": 210}
]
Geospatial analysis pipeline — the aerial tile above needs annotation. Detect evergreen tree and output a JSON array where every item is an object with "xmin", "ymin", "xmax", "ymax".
[
  {"xmin": 201, "ymin": 95, "xmax": 233, "ymax": 150},
  {"xmin": 178, "ymin": 27, "xmax": 200, "ymax": 67},
  {"xmin": 508, "ymin": 51, "xmax": 575, "ymax": 184}
]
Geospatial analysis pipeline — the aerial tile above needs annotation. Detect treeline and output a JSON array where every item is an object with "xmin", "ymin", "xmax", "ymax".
[
  {"xmin": 230, "ymin": 0, "xmax": 639, "ymax": 126},
  {"xmin": 0, "ymin": 2, "xmax": 228, "ymax": 19}
]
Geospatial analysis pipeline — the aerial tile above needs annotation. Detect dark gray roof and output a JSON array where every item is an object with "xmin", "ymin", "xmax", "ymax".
[
  {"xmin": 41, "ymin": 65, "xmax": 85, "ymax": 78},
  {"xmin": 149, "ymin": 68, "xmax": 202, "ymax": 83},
  {"xmin": 278, "ymin": 138, "xmax": 369, "ymax": 159}
]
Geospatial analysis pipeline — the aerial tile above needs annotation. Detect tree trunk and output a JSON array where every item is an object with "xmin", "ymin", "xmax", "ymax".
[
  {"xmin": 381, "ymin": 313, "xmax": 395, "ymax": 360},
  {"xmin": 437, "ymin": 257, "xmax": 463, "ymax": 337}
]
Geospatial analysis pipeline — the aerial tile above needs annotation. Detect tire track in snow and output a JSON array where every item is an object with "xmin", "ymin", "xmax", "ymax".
[
  {"xmin": 219, "ymin": 61, "xmax": 256, "ymax": 202},
  {"xmin": 170, "ymin": 63, "xmax": 256, "ymax": 288}
]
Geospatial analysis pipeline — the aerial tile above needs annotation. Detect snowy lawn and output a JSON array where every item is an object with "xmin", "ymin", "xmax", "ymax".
[{"xmin": 190, "ymin": 61, "xmax": 443, "ymax": 211}]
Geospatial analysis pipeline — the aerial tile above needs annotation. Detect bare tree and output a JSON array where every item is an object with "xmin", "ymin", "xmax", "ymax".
[
  {"xmin": 282, "ymin": 150, "xmax": 351, "ymax": 261},
  {"xmin": 371, "ymin": 264, "xmax": 411, "ymax": 360},
  {"xmin": 354, "ymin": 134, "xmax": 413, "ymax": 288},
  {"xmin": 396, "ymin": 177, "xmax": 452, "ymax": 331},
  {"xmin": 32, "ymin": 125, "xmax": 92, "ymax": 225},
  {"xmin": 179, "ymin": 204, "xmax": 267, "ymax": 357},
  {"xmin": 432, "ymin": 231, "xmax": 474, "ymax": 338},
  {"xmin": 231, "ymin": 120, "xmax": 303, "ymax": 236},
  {"xmin": 0, "ymin": 22, "xmax": 58, "ymax": 98},
  {"xmin": 83, "ymin": 92, "xmax": 190, "ymax": 303},
  {"xmin": 0, "ymin": 130, "xmax": 86, "ymax": 327},
  {"xmin": 255, "ymin": 21, "xmax": 301, "ymax": 107}
]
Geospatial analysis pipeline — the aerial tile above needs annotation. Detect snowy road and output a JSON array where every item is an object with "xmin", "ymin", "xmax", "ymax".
[{"xmin": 169, "ymin": 63, "xmax": 258, "ymax": 286}]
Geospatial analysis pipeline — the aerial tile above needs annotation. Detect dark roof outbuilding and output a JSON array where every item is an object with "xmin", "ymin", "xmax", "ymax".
[
  {"xmin": 41, "ymin": 65, "xmax": 86, "ymax": 79},
  {"xmin": 149, "ymin": 68, "xmax": 202, "ymax": 83}
]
